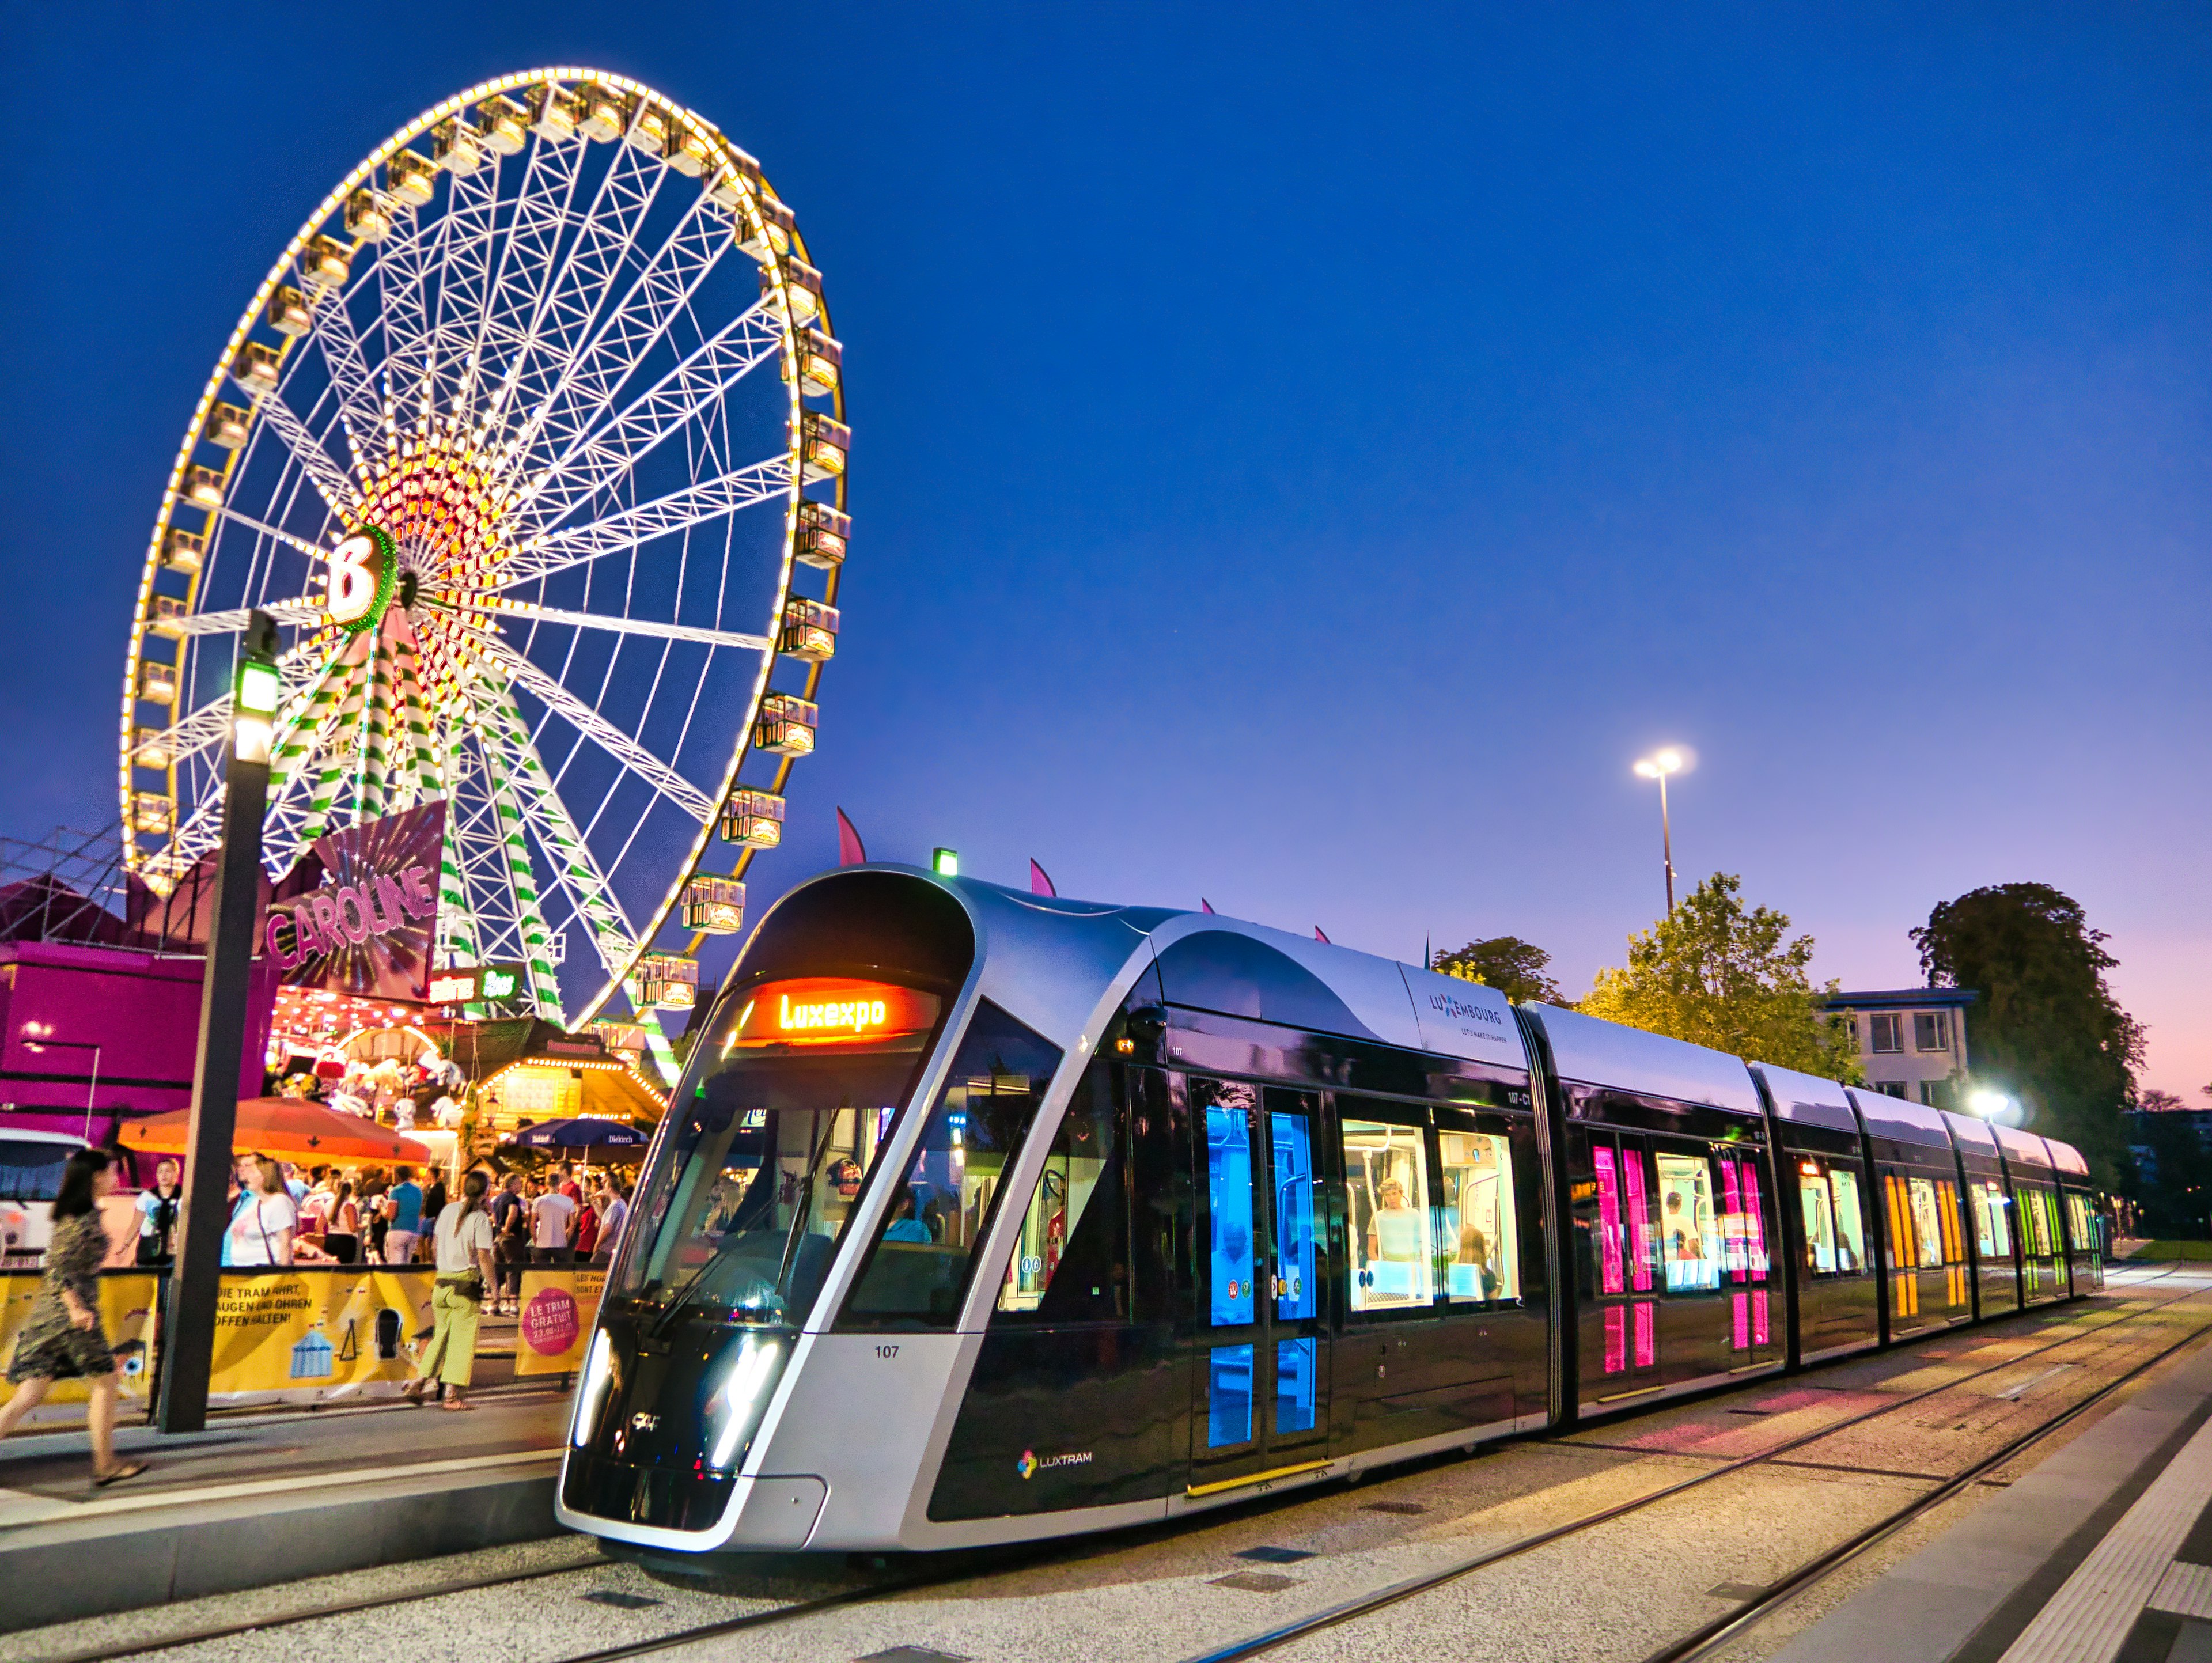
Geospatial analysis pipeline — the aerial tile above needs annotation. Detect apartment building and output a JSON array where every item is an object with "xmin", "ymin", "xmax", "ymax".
[{"xmin": 1816, "ymin": 987, "xmax": 1975, "ymax": 1107}]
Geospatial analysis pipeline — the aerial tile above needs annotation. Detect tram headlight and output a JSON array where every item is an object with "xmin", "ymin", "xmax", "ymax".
[
  {"xmin": 705, "ymin": 1335, "xmax": 783, "ymax": 1472},
  {"xmin": 572, "ymin": 1329, "xmax": 616, "ymax": 1448}
]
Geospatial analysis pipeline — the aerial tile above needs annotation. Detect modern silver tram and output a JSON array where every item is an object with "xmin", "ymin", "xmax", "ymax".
[{"xmin": 558, "ymin": 868, "xmax": 2106, "ymax": 1558}]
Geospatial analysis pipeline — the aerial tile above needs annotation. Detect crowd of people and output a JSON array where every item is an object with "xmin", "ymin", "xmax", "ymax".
[{"xmin": 140, "ymin": 1154, "xmax": 638, "ymax": 1275}]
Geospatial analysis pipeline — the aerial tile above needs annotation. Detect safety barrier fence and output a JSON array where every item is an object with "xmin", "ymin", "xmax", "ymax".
[{"xmin": 0, "ymin": 1265, "xmax": 604, "ymax": 1410}]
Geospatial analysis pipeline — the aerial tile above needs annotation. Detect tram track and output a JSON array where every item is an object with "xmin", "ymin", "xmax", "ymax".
[
  {"xmin": 33, "ymin": 1270, "xmax": 2196, "ymax": 1663},
  {"xmin": 1172, "ymin": 1272, "xmax": 2212, "ymax": 1663}
]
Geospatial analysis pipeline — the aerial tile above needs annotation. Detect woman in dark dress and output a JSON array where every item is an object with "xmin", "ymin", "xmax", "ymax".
[{"xmin": 0, "ymin": 1149, "xmax": 146, "ymax": 1484}]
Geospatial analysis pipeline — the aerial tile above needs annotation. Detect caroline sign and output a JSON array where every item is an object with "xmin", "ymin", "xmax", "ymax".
[{"xmin": 264, "ymin": 802, "xmax": 444, "ymax": 1000}]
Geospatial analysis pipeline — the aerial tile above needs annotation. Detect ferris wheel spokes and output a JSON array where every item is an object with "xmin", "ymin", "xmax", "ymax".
[
  {"xmin": 498, "ymin": 453, "xmax": 791, "ymax": 589},
  {"xmin": 512, "ymin": 301, "xmax": 784, "ymax": 536},
  {"xmin": 476, "ymin": 634, "xmax": 715, "ymax": 824}
]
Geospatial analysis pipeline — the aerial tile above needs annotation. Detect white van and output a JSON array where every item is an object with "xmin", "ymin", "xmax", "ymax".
[{"xmin": 0, "ymin": 1130, "xmax": 92, "ymax": 1265}]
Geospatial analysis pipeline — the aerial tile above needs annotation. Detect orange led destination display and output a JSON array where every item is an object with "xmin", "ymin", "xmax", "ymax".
[{"xmin": 728, "ymin": 979, "xmax": 940, "ymax": 1047}]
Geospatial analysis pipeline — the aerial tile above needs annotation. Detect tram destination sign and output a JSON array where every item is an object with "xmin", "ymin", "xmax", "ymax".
[
  {"xmin": 729, "ymin": 979, "xmax": 941, "ymax": 1045},
  {"xmin": 262, "ymin": 802, "xmax": 445, "ymax": 1001}
]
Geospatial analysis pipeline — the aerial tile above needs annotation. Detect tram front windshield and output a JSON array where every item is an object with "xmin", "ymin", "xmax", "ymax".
[{"xmin": 617, "ymin": 979, "xmax": 943, "ymax": 1325}]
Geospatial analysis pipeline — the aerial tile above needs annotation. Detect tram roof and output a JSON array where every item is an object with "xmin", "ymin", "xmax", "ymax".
[
  {"xmin": 1518, "ymin": 1003, "xmax": 1762, "ymax": 1116},
  {"xmin": 1748, "ymin": 1060, "xmax": 1858, "ymax": 1135}
]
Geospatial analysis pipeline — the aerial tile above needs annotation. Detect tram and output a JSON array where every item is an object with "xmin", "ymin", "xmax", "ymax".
[{"xmin": 557, "ymin": 868, "xmax": 2105, "ymax": 1557}]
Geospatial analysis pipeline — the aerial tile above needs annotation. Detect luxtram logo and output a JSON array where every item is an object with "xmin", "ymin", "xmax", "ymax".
[{"xmin": 1017, "ymin": 1448, "xmax": 1093, "ymax": 1479}]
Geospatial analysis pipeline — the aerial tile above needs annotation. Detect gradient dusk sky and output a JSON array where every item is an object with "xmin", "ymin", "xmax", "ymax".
[{"xmin": 3, "ymin": 6, "xmax": 2205, "ymax": 1092}]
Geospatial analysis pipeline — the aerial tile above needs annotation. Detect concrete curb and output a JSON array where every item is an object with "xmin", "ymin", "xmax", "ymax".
[{"xmin": 0, "ymin": 1457, "xmax": 565, "ymax": 1632}]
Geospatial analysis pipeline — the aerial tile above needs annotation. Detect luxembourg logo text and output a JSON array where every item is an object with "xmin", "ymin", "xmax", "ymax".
[{"xmin": 1017, "ymin": 1448, "xmax": 1093, "ymax": 1479}]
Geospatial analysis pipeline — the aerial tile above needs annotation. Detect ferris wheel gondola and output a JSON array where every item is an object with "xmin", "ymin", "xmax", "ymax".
[{"xmin": 118, "ymin": 70, "xmax": 847, "ymax": 1065}]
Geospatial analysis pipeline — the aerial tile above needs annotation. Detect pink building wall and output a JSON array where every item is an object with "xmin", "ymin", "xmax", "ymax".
[{"xmin": 0, "ymin": 940, "xmax": 277, "ymax": 1145}]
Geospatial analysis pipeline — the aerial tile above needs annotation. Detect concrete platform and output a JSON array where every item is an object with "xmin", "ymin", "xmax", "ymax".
[
  {"xmin": 1771, "ymin": 1328, "xmax": 2212, "ymax": 1663},
  {"xmin": 0, "ymin": 1389, "xmax": 571, "ymax": 1631}
]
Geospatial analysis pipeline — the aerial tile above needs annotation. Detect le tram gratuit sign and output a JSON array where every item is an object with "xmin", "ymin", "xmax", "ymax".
[{"xmin": 262, "ymin": 802, "xmax": 444, "ymax": 1001}]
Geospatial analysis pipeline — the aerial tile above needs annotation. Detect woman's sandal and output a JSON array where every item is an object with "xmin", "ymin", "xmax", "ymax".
[
  {"xmin": 400, "ymin": 1381, "xmax": 430, "ymax": 1406},
  {"xmin": 441, "ymin": 1396, "xmax": 475, "ymax": 1410},
  {"xmin": 93, "ymin": 1461, "xmax": 148, "ymax": 1488}
]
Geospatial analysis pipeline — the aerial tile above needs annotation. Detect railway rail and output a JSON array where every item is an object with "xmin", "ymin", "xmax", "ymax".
[{"xmin": 32, "ymin": 1265, "xmax": 2200, "ymax": 1663}]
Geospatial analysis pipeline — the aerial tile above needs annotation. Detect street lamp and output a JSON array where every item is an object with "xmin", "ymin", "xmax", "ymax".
[
  {"xmin": 158, "ymin": 610, "xmax": 277, "ymax": 1435},
  {"xmin": 1969, "ymin": 1089, "xmax": 2018, "ymax": 1124},
  {"xmin": 1633, "ymin": 749, "xmax": 1685, "ymax": 912}
]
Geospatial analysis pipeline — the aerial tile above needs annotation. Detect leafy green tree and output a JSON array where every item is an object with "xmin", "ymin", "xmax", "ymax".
[
  {"xmin": 1912, "ymin": 882, "xmax": 2142, "ymax": 1182},
  {"xmin": 1579, "ymin": 873, "xmax": 1860, "ymax": 1079},
  {"xmin": 1433, "ymin": 936, "xmax": 1563, "ymax": 1006}
]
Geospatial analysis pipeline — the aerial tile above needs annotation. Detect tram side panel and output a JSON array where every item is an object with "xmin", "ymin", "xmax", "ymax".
[
  {"xmin": 1942, "ymin": 1110, "xmax": 2020, "ymax": 1321},
  {"xmin": 1847, "ymin": 1093, "xmax": 1973, "ymax": 1340},
  {"xmin": 927, "ymin": 1056, "xmax": 1191, "ymax": 1521},
  {"xmin": 1748, "ymin": 1063, "xmax": 1880, "ymax": 1368},
  {"xmin": 1994, "ymin": 1124, "xmax": 2067, "ymax": 1305},
  {"xmin": 2042, "ymin": 1137, "xmax": 2103, "ymax": 1297}
]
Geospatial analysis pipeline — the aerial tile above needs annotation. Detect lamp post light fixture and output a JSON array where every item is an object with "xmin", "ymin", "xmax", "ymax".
[
  {"xmin": 1632, "ymin": 749, "xmax": 1685, "ymax": 912},
  {"xmin": 159, "ymin": 610, "xmax": 277, "ymax": 1435},
  {"xmin": 1969, "ymin": 1089, "xmax": 2019, "ymax": 1124}
]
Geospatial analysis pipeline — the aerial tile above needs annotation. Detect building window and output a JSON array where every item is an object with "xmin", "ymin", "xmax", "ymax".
[
  {"xmin": 1878, "ymin": 1082, "xmax": 1908, "ymax": 1099},
  {"xmin": 1871, "ymin": 1014, "xmax": 1904, "ymax": 1054},
  {"xmin": 1914, "ymin": 1012, "xmax": 1948, "ymax": 1052},
  {"xmin": 1919, "ymin": 1081, "xmax": 1942, "ymax": 1108},
  {"xmin": 1831, "ymin": 1012, "xmax": 1857, "ymax": 1048}
]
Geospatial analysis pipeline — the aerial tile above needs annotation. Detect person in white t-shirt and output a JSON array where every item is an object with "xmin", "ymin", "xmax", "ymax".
[
  {"xmin": 529, "ymin": 1183, "xmax": 578, "ymax": 1265},
  {"xmin": 225, "ymin": 1154, "xmax": 298, "ymax": 1267},
  {"xmin": 403, "ymin": 1170, "xmax": 498, "ymax": 1411}
]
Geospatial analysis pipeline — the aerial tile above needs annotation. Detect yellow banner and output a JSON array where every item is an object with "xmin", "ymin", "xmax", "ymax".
[
  {"xmin": 514, "ymin": 1267, "xmax": 606, "ymax": 1375},
  {"xmin": 0, "ymin": 1273, "xmax": 161, "ymax": 1407},
  {"xmin": 203, "ymin": 1267, "xmax": 434, "ymax": 1403}
]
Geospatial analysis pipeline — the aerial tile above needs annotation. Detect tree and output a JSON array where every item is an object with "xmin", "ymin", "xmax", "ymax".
[
  {"xmin": 1912, "ymin": 883, "xmax": 2143, "ymax": 1183},
  {"xmin": 1578, "ymin": 873, "xmax": 1860, "ymax": 1079},
  {"xmin": 2139, "ymin": 1089, "xmax": 2187, "ymax": 1113},
  {"xmin": 1433, "ymin": 936, "xmax": 1563, "ymax": 1006}
]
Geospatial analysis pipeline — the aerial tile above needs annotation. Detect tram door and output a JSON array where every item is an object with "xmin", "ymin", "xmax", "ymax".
[
  {"xmin": 1189, "ymin": 1078, "xmax": 1330, "ymax": 1491},
  {"xmin": 1584, "ymin": 1131, "xmax": 1663, "ymax": 1401}
]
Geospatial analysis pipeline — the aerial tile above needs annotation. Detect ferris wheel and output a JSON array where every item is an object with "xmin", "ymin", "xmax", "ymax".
[{"xmin": 118, "ymin": 69, "xmax": 847, "ymax": 1059}]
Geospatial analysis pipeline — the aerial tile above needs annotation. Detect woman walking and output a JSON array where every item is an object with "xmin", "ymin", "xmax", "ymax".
[
  {"xmin": 225, "ymin": 1153, "xmax": 297, "ymax": 1268},
  {"xmin": 0, "ymin": 1149, "xmax": 147, "ymax": 1485},
  {"xmin": 403, "ymin": 1170, "xmax": 496, "ymax": 1410}
]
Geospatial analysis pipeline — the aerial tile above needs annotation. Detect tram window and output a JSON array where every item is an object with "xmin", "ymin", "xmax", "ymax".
[
  {"xmin": 1342, "ymin": 1116, "xmax": 1432, "ymax": 1311},
  {"xmin": 1591, "ymin": 1145, "xmax": 1626, "ymax": 1295},
  {"xmin": 1798, "ymin": 1163, "xmax": 1837, "ymax": 1275},
  {"xmin": 843, "ymin": 1001, "xmax": 1062, "ymax": 1328},
  {"xmin": 1974, "ymin": 1179, "xmax": 2010, "ymax": 1257},
  {"xmin": 1194, "ymin": 1078, "xmax": 1259, "ymax": 1327},
  {"xmin": 2067, "ymin": 1193, "xmax": 2097, "ymax": 1254},
  {"xmin": 618, "ymin": 987, "xmax": 941, "ymax": 1324},
  {"xmin": 1654, "ymin": 1151, "xmax": 1721, "ymax": 1292},
  {"xmin": 1906, "ymin": 1177, "xmax": 1946, "ymax": 1270},
  {"xmin": 994, "ymin": 1055, "xmax": 1128, "ymax": 1322},
  {"xmin": 1827, "ymin": 1168, "xmax": 1867, "ymax": 1274},
  {"xmin": 1437, "ymin": 1130, "xmax": 1517, "ymax": 1303}
]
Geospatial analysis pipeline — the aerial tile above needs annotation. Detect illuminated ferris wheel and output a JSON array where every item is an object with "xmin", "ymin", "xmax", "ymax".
[{"xmin": 118, "ymin": 69, "xmax": 847, "ymax": 1052}]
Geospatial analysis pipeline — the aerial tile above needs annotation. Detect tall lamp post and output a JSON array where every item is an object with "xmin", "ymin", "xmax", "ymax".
[
  {"xmin": 157, "ymin": 611, "xmax": 279, "ymax": 1435},
  {"xmin": 1633, "ymin": 749, "xmax": 1684, "ymax": 913}
]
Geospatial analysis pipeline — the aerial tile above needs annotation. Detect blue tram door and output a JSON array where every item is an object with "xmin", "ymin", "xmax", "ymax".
[{"xmin": 1190, "ymin": 1078, "xmax": 1330, "ymax": 1493}]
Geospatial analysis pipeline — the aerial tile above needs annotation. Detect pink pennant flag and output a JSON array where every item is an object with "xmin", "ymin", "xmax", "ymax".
[
  {"xmin": 1029, "ymin": 860, "xmax": 1056, "ymax": 898},
  {"xmin": 1314, "ymin": 927, "xmax": 1331, "ymax": 944},
  {"xmin": 1200, "ymin": 898, "xmax": 1215, "ymax": 914},
  {"xmin": 835, "ymin": 808, "xmax": 867, "ymax": 866}
]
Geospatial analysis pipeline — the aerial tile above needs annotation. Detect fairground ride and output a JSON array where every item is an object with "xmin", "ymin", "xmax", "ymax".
[{"xmin": 116, "ymin": 70, "xmax": 849, "ymax": 1077}]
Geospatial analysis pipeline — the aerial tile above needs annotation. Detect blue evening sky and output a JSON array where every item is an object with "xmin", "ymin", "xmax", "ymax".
[{"xmin": 4, "ymin": 5, "xmax": 2206, "ymax": 1089}]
